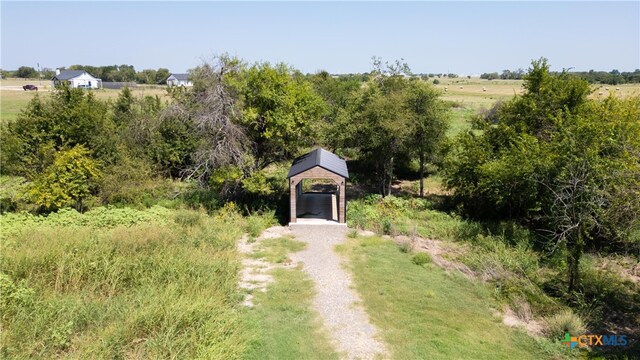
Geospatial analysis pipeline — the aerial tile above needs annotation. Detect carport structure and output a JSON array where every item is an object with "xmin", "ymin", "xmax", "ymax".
[{"xmin": 287, "ymin": 148, "xmax": 349, "ymax": 224}]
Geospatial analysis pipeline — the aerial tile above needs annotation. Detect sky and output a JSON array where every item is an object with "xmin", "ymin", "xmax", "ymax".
[{"xmin": 1, "ymin": 1, "xmax": 639, "ymax": 75}]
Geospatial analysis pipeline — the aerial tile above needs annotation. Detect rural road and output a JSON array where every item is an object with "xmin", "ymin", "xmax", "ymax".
[{"xmin": 290, "ymin": 224, "xmax": 387, "ymax": 360}]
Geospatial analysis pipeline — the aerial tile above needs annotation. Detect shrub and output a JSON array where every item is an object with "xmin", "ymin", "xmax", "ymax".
[
  {"xmin": 412, "ymin": 252, "xmax": 432, "ymax": 266},
  {"xmin": 25, "ymin": 145, "xmax": 102, "ymax": 211},
  {"xmin": 433, "ymin": 79, "xmax": 440, "ymax": 85},
  {"xmin": 544, "ymin": 310, "xmax": 586, "ymax": 340},
  {"xmin": 98, "ymin": 156, "xmax": 175, "ymax": 207},
  {"xmin": 381, "ymin": 217, "xmax": 393, "ymax": 235}
]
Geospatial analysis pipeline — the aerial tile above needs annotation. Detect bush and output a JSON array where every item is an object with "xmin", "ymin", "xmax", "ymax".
[
  {"xmin": 98, "ymin": 156, "xmax": 176, "ymax": 207},
  {"xmin": 381, "ymin": 217, "xmax": 393, "ymax": 235},
  {"xmin": 433, "ymin": 79, "xmax": 440, "ymax": 85},
  {"xmin": 412, "ymin": 252, "xmax": 431, "ymax": 266},
  {"xmin": 544, "ymin": 310, "xmax": 586, "ymax": 340},
  {"xmin": 25, "ymin": 145, "xmax": 102, "ymax": 211}
]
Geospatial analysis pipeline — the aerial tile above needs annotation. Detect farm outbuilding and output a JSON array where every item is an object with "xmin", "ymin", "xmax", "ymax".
[
  {"xmin": 287, "ymin": 148, "xmax": 348, "ymax": 225},
  {"xmin": 51, "ymin": 70, "xmax": 101, "ymax": 89},
  {"xmin": 166, "ymin": 73, "xmax": 193, "ymax": 87}
]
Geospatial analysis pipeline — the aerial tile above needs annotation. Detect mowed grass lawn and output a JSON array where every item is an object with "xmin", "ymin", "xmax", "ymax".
[{"xmin": 337, "ymin": 236, "xmax": 564, "ymax": 360}]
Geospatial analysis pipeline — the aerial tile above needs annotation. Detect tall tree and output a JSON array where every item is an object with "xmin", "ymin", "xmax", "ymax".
[
  {"xmin": 443, "ymin": 59, "xmax": 640, "ymax": 292},
  {"xmin": 230, "ymin": 61, "xmax": 326, "ymax": 169},
  {"xmin": 405, "ymin": 80, "xmax": 449, "ymax": 197},
  {"xmin": 346, "ymin": 58, "xmax": 414, "ymax": 196}
]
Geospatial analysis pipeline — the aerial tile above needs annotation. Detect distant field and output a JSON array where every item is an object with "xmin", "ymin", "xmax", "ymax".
[
  {"xmin": 2, "ymin": 77, "xmax": 638, "ymax": 130},
  {"xmin": 0, "ymin": 78, "xmax": 170, "ymax": 123},
  {"xmin": 434, "ymin": 77, "xmax": 640, "ymax": 137}
]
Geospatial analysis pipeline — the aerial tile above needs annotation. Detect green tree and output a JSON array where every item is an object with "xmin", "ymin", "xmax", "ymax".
[
  {"xmin": 15, "ymin": 66, "xmax": 38, "ymax": 78},
  {"xmin": 163, "ymin": 56, "xmax": 247, "ymax": 182},
  {"xmin": 309, "ymin": 71, "xmax": 362, "ymax": 150},
  {"xmin": 1, "ymin": 88, "xmax": 117, "ymax": 178},
  {"xmin": 156, "ymin": 68, "xmax": 170, "ymax": 84},
  {"xmin": 231, "ymin": 61, "xmax": 326, "ymax": 169},
  {"xmin": 136, "ymin": 69, "xmax": 157, "ymax": 84},
  {"xmin": 26, "ymin": 145, "xmax": 102, "ymax": 211},
  {"xmin": 443, "ymin": 59, "xmax": 640, "ymax": 292},
  {"xmin": 345, "ymin": 58, "xmax": 413, "ymax": 195},
  {"xmin": 405, "ymin": 80, "xmax": 449, "ymax": 197}
]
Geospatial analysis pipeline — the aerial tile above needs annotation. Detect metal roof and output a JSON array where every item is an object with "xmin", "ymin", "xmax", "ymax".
[
  {"xmin": 52, "ymin": 70, "xmax": 92, "ymax": 81},
  {"xmin": 287, "ymin": 148, "xmax": 349, "ymax": 179},
  {"xmin": 169, "ymin": 73, "xmax": 189, "ymax": 81}
]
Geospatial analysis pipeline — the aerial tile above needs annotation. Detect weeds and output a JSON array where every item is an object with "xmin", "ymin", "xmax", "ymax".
[
  {"xmin": 0, "ymin": 206, "xmax": 252, "ymax": 358},
  {"xmin": 544, "ymin": 310, "xmax": 586, "ymax": 340}
]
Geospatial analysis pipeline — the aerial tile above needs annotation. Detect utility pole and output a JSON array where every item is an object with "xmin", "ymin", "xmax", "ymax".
[{"xmin": 37, "ymin": 62, "xmax": 42, "ymax": 86}]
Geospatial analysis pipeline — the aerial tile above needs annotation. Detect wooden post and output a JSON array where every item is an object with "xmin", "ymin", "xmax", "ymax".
[
  {"xmin": 290, "ymin": 179, "xmax": 297, "ymax": 223},
  {"xmin": 339, "ymin": 179, "xmax": 346, "ymax": 223}
]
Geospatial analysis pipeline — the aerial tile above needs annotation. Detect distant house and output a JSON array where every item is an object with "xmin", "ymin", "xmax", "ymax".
[
  {"xmin": 166, "ymin": 73, "xmax": 192, "ymax": 87},
  {"xmin": 52, "ymin": 70, "xmax": 101, "ymax": 89}
]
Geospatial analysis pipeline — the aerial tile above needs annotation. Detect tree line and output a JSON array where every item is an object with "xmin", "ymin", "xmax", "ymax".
[
  {"xmin": 481, "ymin": 68, "xmax": 640, "ymax": 84},
  {"xmin": 1, "ymin": 56, "xmax": 638, "ymax": 292},
  {"xmin": 2, "ymin": 65, "xmax": 171, "ymax": 84}
]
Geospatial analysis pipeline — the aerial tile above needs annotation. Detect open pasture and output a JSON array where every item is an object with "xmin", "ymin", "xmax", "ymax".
[
  {"xmin": 431, "ymin": 78, "xmax": 640, "ymax": 137},
  {"xmin": 1, "ymin": 78, "xmax": 170, "ymax": 123}
]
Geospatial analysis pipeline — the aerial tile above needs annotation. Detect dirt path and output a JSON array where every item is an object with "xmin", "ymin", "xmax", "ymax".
[
  {"xmin": 290, "ymin": 225, "xmax": 387, "ymax": 360},
  {"xmin": 237, "ymin": 226, "xmax": 295, "ymax": 307}
]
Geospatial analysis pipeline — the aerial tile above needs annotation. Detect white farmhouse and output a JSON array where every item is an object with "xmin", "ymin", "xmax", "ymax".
[
  {"xmin": 166, "ymin": 73, "xmax": 192, "ymax": 87},
  {"xmin": 52, "ymin": 70, "xmax": 102, "ymax": 89}
]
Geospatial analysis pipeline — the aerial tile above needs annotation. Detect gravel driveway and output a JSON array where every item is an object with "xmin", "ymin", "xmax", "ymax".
[{"xmin": 290, "ymin": 225, "xmax": 387, "ymax": 359}]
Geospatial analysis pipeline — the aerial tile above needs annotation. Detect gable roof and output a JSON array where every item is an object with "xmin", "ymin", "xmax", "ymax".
[
  {"xmin": 52, "ymin": 70, "xmax": 91, "ymax": 81},
  {"xmin": 169, "ymin": 73, "xmax": 189, "ymax": 81},
  {"xmin": 287, "ymin": 148, "xmax": 349, "ymax": 179}
]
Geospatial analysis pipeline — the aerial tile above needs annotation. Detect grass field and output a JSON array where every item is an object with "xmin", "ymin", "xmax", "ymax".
[
  {"xmin": 0, "ymin": 78, "xmax": 169, "ymax": 123},
  {"xmin": 336, "ymin": 235, "xmax": 567, "ymax": 359},
  {"xmin": 0, "ymin": 207, "xmax": 268, "ymax": 358}
]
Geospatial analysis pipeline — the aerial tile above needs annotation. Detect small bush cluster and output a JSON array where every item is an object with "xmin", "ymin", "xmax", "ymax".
[
  {"xmin": 544, "ymin": 310, "xmax": 586, "ymax": 340},
  {"xmin": 411, "ymin": 252, "xmax": 431, "ymax": 266}
]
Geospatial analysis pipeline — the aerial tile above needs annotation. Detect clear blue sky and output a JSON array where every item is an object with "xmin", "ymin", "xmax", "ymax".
[{"xmin": 2, "ymin": 1, "xmax": 639, "ymax": 75}]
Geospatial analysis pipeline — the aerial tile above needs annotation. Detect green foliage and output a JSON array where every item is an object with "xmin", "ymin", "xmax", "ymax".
[
  {"xmin": 244, "ymin": 211, "xmax": 278, "ymax": 238},
  {"xmin": 411, "ymin": 252, "xmax": 432, "ymax": 266},
  {"xmin": 0, "ymin": 207, "xmax": 253, "ymax": 358},
  {"xmin": 15, "ymin": 66, "xmax": 38, "ymax": 78},
  {"xmin": 443, "ymin": 60, "xmax": 640, "ymax": 269},
  {"xmin": 309, "ymin": 71, "xmax": 362, "ymax": 149},
  {"xmin": 1, "ymin": 88, "xmax": 116, "ymax": 177},
  {"xmin": 480, "ymin": 72, "xmax": 500, "ymax": 80},
  {"xmin": 98, "ymin": 155, "xmax": 177, "ymax": 207},
  {"xmin": 25, "ymin": 145, "xmax": 102, "ymax": 211},
  {"xmin": 0, "ymin": 176, "xmax": 28, "ymax": 213},
  {"xmin": 336, "ymin": 60, "xmax": 449, "ymax": 196},
  {"xmin": 232, "ymin": 62, "xmax": 327, "ymax": 168}
]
